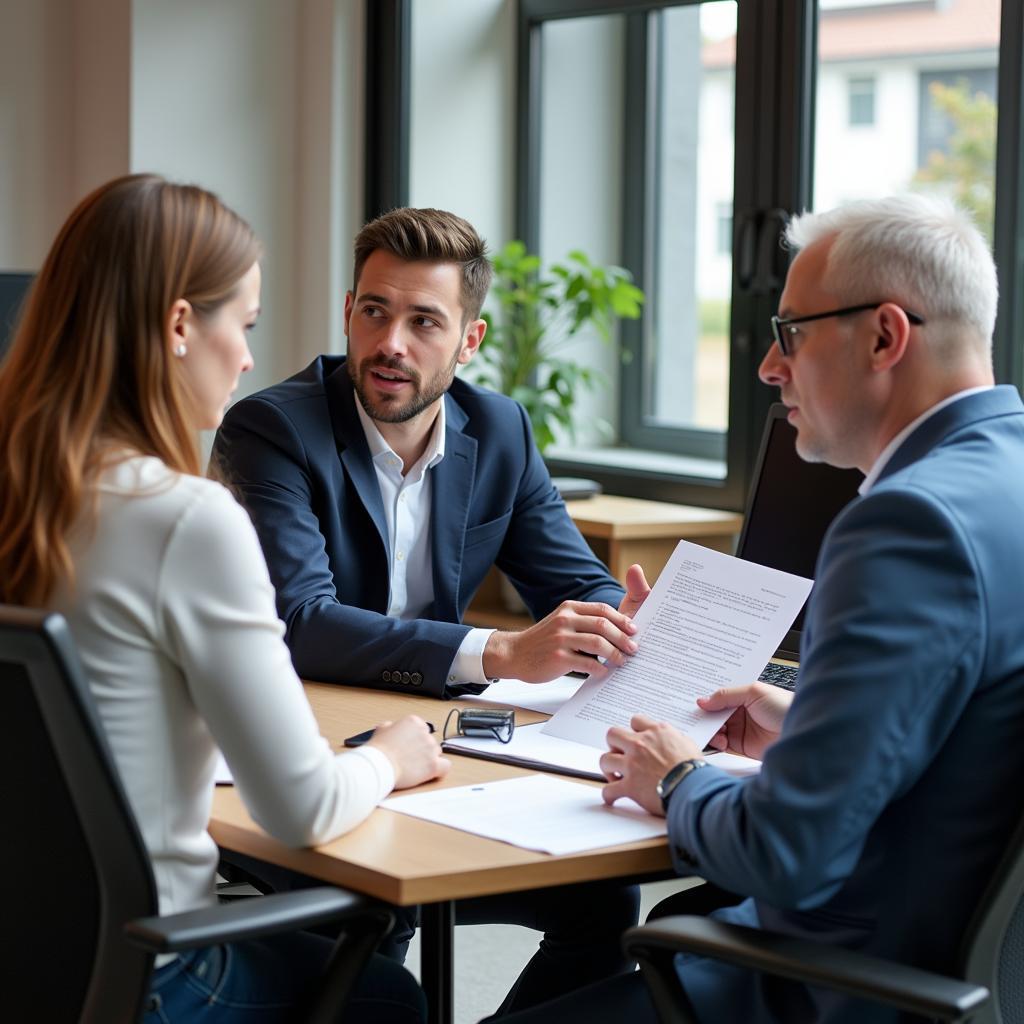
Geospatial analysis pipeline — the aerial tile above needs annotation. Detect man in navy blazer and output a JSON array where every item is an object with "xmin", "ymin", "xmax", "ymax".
[
  {"xmin": 214, "ymin": 207, "xmax": 647, "ymax": 699},
  {"xmin": 213, "ymin": 207, "xmax": 644, "ymax": 1015},
  {"xmin": 496, "ymin": 197, "xmax": 1024, "ymax": 1024}
]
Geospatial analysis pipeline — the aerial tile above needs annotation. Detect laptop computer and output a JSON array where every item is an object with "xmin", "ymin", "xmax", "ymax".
[{"xmin": 736, "ymin": 403, "xmax": 864, "ymax": 690}]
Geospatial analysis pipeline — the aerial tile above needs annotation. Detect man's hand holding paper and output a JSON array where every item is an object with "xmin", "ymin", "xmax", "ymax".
[
  {"xmin": 600, "ymin": 714, "xmax": 704, "ymax": 816},
  {"xmin": 699, "ymin": 682, "xmax": 792, "ymax": 760},
  {"xmin": 444, "ymin": 542, "xmax": 807, "ymax": 785},
  {"xmin": 481, "ymin": 600, "xmax": 640, "ymax": 682},
  {"xmin": 541, "ymin": 540, "xmax": 812, "ymax": 749},
  {"xmin": 600, "ymin": 685, "xmax": 792, "ymax": 815},
  {"xmin": 589, "ymin": 543, "xmax": 808, "ymax": 814},
  {"xmin": 479, "ymin": 563, "xmax": 653, "ymax": 684}
]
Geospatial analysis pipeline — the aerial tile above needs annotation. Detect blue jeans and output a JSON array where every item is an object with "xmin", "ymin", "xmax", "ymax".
[{"xmin": 145, "ymin": 929, "xmax": 424, "ymax": 1024}]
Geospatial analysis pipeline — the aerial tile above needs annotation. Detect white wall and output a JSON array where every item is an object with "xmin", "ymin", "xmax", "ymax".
[
  {"xmin": 0, "ymin": 0, "xmax": 72, "ymax": 270},
  {"xmin": 0, "ymin": 0, "xmax": 135, "ymax": 270},
  {"xmin": 132, "ymin": 0, "xmax": 299, "ymax": 393},
  {"xmin": 0, "ymin": 0, "xmax": 363, "ymax": 395},
  {"xmin": 131, "ymin": 0, "xmax": 364, "ymax": 392}
]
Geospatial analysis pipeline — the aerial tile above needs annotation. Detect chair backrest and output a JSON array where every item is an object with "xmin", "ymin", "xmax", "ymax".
[
  {"xmin": 0, "ymin": 605, "xmax": 158, "ymax": 1023},
  {"xmin": 959, "ymin": 809, "xmax": 1024, "ymax": 1024}
]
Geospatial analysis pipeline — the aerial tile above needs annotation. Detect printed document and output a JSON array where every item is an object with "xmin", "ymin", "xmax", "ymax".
[
  {"xmin": 543, "ymin": 540, "xmax": 812, "ymax": 749},
  {"xmin": 382, "ymin": 774, "xmax": 668, "ymax": 855}
]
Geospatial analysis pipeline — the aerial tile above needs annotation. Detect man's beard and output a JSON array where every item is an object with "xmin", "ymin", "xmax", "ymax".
[{"xmin": 349, "ymin": 346, "xmax": 462, "ymax": 424}]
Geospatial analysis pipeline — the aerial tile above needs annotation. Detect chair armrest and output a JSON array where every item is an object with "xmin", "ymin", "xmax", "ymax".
[
  {"xmin": 124, "ymin": 886, "xmax": 393, "ymax": 954},
  {"xmin": 623, "ymin": 916, "xmax": 988, "ymax": 1023}
]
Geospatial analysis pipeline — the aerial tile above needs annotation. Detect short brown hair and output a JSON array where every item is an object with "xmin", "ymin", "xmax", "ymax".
[{"xmin": 353, "ymin": 207, "xmax": 492, "ymax": 323}]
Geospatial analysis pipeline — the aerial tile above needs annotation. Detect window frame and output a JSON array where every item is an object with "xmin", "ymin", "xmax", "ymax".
[
  {"xmin": 517, "ymin": 0, "xmax": 816, "ymax": 509},
  {"xmin": 368, "ymin": 0, "xmax": 1024, "ymax": 510},
  {"xmin": 364, "ymin": 0, "xmax": 412, "ymax": 221},
  {"xmin": 994, "ymin": 0, "xmax": 1024, "ymax": 389}
]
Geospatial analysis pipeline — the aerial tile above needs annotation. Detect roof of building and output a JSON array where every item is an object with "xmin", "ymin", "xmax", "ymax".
[{"xmin": 702, "ymin": 0, "xmax": 999, "ymax": 70}]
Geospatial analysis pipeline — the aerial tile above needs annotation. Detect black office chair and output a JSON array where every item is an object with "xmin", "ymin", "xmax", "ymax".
[
  {"xmin": 0, "ymin": 605, "xmax": 396, "ymax": 1023},
  {"xmin": 620, "ymin": 817, "xmax": 1024, "ymax": 1024}
]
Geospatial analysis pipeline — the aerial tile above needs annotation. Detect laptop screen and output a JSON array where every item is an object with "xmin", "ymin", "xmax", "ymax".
[{"xmin": 736, "ymin": 404, "xmax": 863, "ymax": 657}]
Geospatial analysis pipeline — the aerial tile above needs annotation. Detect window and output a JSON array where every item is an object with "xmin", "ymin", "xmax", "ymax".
[
  {"xmin": 816, "ymin": 5, "xmax": 999, "ymax": 242},
  {"xmin": 517, "ymin": 0, "xmax": 806, "ymax": 508},
  {"xmin": 848, "ymin": 76, "xmax": 876, "ymax": 126},
  {"xmin": 813, "ymin": 0, "xmax": 1024, "ymax": 388},
  {"xmin": 382, "ymin": 0, "xmax": 1024, "ymax": 506}
]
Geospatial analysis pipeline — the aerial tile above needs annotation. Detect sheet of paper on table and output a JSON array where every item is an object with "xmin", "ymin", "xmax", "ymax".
[
  {"xmin": 462, "ymin": 674, "xmax": 584, "ymax": 715},
  {"xmin": 382, "ymin": 774, "xmax": 668, "ymax": 856},
  {"xmin": 214, "ymin": 750, "xmax": 233, "ymax": 785}
]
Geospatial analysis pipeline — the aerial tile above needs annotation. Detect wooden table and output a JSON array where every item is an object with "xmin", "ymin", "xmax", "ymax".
[{"xmin": 210, "ymin": 683, "xmax": 674, "ymax": 1022}]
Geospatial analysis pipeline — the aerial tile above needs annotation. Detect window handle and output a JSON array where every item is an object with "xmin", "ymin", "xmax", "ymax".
[
  {"xmin": 753, "ymin": 208, "xmax": 790, "ymax": 295},
  {"xmin": 735, "ymin": 210, "xmax": 759, "ymax": 290}
]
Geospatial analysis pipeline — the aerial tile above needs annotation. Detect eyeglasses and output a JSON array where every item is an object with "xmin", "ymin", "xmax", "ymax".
[{"xmin": 770, "ymin": 302, "xmax": 925, "ymax": 357}]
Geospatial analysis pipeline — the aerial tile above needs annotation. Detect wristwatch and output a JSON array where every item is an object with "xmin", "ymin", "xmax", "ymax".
[{"xmin": 656, "ymin": 758, "xmax": 708, "ymax": 813}]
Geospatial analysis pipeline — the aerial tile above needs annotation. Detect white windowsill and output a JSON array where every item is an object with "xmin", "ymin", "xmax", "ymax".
[{"xmin": 545, "ymin": 445, "xmax": 726, "ymax": 481}]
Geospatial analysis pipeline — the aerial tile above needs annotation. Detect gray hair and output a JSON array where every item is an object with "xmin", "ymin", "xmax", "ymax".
[{"xmin": 785, "ymin": 194, "xmax": 998, "ymax": 352}]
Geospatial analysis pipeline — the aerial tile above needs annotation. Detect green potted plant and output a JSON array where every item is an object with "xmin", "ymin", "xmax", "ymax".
[{"xmin": 471, "ymin": 241, "xmax": 645, "ymax": 452}]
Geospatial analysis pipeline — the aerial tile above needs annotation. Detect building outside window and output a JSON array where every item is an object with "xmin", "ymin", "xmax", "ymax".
[{"xmin": 443, "ymin": 0, "xmax": 1019, "ymax": 508}]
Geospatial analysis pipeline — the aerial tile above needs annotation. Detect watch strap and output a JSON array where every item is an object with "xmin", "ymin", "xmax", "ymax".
[{"xmin": 657, "ymin": 757, "xmax": 708, "ymax": 812}]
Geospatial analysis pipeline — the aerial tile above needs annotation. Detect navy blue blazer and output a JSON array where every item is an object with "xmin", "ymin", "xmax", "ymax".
[
  {"xmin": 212, "ymin": 356, "xmax": 624, "ymax": 697},
  {"xmin": 665, "ymin": 387, "xmax": 1024, "ymax": 1023}
]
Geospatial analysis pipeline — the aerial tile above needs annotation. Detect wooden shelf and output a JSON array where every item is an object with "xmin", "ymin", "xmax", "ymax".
[
  {"xmin": 564, "ymin": 494, "xmax": 742, "ymax": 545},
  {"xmin": 466, "ymin": 495, "xmax": 744, "ymax": 626}
]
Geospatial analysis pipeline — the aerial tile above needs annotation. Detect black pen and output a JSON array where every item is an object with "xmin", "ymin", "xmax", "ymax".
[{"xmin": 343, "ymin": 722, "xmax": 435, "ymax": 747}]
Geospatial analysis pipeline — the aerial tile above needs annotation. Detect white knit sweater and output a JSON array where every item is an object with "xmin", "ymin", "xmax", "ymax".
[{"xmin": 50, "ymin": 456, "xmax": 393, "ymax": 924}]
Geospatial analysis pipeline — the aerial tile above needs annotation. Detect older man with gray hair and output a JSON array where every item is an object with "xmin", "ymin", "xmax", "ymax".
[{"xmin": 493, "ymin": 194, "xmax": 1024, "ymax": 1023}]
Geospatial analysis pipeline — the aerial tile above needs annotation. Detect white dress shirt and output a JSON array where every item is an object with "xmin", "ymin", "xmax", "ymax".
[
  {"xmin": 859, "ymin": 386, "xmax": 993, "ymax": 494},
  {"xmin": 355, "ymin": 399, "xmax": 495, "ymax": 685}
]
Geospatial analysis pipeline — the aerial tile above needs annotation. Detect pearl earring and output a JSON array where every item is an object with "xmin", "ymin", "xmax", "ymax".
[{"xmin": 174, "ymin": 343, "xmax": 187, "ymax": 358}]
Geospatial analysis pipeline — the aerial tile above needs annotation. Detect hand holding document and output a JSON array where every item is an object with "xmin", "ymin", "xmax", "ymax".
[
  {"xmin": 542, "ymin": 540, "xmax": 812, "ymax": 750},
  {"xmin": 443, "ymin": 540, "xmax": 807, "ymax": 780}
]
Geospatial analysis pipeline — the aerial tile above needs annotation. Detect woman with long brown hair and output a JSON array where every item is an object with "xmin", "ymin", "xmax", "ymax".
[{"xmin": 0, "ymin": 173, "xmax": 447, "ymax": 1023}]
